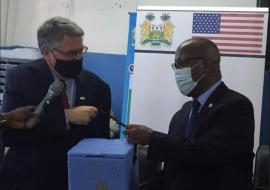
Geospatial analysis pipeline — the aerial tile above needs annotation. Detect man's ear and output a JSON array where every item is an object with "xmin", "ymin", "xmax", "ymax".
[
  {"xmin": 42, "ymin": 46, "xmax": 50, "ymax": 57},
  {"xmin": 42, "ymin": 46, "xmax": 55, "ymax": 66},
  {"xmin": 201, "ymin": 59, "xmax": 209, "ymax": 71}
]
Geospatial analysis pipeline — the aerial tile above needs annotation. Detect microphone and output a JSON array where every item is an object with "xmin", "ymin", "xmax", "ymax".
[{"xmin": 25, "ymin": 79, "xmax": 65, "ymax": 129}]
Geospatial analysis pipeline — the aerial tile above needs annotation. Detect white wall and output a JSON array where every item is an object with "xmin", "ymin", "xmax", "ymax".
[
  {"xmin": 0, "ymin": 0, "xmax": 18, "ymax": 46},
  {"xmin": 0, "ymin": 0, "xmax": 8, "ymax": 45},
  {"xmin": 71, "ymin": 0, "xmax": 137, "ymax": 54},
  {"xmin": 0, "ymin": 0, "xmax": 257, "ymax": 54},
  {"xmin": 2, "ymin": 0, "xmax": 71, "ymax": 48},
  {"xmin": 137, "ymin": 0, "xmax": 256, "ymax": 7}
]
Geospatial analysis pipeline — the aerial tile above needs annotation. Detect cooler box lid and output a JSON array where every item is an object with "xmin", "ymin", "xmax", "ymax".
[{"xmin": 68, "ymin": 138, "xmax": 133, "ymax": 159}]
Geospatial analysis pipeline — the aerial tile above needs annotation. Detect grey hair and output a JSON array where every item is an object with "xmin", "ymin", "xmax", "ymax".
[{"xmin": 37, "ymin": 16, "xmax": 84, "ymax": 53}]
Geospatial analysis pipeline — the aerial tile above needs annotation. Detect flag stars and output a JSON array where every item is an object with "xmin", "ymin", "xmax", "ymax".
[{"xmin": 192, "ymin": 13, "xmax": 220, "ymax": 34}]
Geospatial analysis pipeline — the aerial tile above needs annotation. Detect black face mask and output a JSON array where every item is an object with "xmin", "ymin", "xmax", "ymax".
[{"xmin": 54, "ymin": 58, "xmax": 83, "ymax": 78}]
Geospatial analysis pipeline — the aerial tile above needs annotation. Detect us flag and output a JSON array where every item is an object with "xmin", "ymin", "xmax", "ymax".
[{"xmin": 192, "ymin": 13, "xmax": 265, "ymax": 55}]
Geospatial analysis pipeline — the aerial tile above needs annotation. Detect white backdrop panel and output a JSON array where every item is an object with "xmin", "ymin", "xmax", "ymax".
[
  {"xmin": 135, "ymin": 9, "xmax": 268, "ymax": 55},
  {"xmin": 130, "ymin": 7, "xmax": 268, "ymax": 153}
]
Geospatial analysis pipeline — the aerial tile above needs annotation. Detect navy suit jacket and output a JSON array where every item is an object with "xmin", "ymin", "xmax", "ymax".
[
  {"xmin": 147, "ymin": 82, "xmax": 255, "ymax": 190},
  {"xmin": 0, "ymin": 58, "xmax": 111, "ymax": 190}
]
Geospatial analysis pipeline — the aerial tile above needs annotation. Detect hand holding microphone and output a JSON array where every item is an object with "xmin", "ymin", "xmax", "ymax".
[
  {"xmin": 25, "ymin": 79, "xmax": 65, "ymax": 129},
  {"xmin": 1, "ymin": 106, "xmax": 37, "ymax": 129}
]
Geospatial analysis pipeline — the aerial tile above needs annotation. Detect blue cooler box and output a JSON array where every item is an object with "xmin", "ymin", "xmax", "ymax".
[{"xmin": 68, "ymin": 138, "xmax": 134, "ymax": 190}]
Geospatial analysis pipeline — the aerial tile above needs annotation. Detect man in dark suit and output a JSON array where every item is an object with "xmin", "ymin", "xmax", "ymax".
[
  {"xmin": 126, "ymin": 38, "xmax": 255, "ymax": 190},
  {"xmin": 0, "ymin": 17, "xmax": 111, "ymax": 190}
]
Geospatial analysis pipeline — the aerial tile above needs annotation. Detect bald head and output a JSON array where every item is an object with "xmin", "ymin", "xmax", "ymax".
[
  {"xmin": 176, "ymin": 38, "xmax": 220, "ymax": 65},
  {"xmin": 174, "ymin": 38, "xmax": 222, "ymax": 97}
]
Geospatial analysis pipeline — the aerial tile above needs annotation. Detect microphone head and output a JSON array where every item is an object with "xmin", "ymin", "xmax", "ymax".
[
  {"xmin": 48, "ymin": 79, "xmax": 65, "ymax": 97},
  {"xmin": 44, "ymin": 79, "xmax": 65, "ymax": 104},
  {"xmin": 25, "ymin": 80, "xmax": 65, "ymax": 129}
]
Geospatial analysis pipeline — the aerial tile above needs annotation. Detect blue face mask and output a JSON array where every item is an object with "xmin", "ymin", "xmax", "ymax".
[{"xmin": 174, "ymin": 63, "xmax": 205, "ymax": 96}]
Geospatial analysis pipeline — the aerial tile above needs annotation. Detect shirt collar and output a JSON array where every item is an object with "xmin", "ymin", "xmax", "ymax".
[{"xmin": 197, "ymin": 80, "xmax": 222, "ymax": 109}]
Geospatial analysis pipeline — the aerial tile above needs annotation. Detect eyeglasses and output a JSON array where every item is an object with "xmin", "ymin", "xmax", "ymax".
[
  {"xmin": 54, "ymin": 46, "xmax": 88, "ymax": 57},
  {"xmin": 172, "ymin": 57, "xmax": 205, "ymax": 70}
]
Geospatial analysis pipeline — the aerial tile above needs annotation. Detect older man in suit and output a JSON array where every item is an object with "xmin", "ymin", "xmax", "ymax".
[
  {"xmin": 126, "ymin": 38, "xmax": 255, "ymax": 190},
  {"xmin": 0, "ymin": 17, "xmax": 111, "ymax": 190}
]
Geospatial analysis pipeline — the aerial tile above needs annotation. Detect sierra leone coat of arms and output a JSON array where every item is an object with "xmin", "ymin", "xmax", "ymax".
[{"xmin": 140, "ymin": 12, "xmax": 175, "ymax": 47}]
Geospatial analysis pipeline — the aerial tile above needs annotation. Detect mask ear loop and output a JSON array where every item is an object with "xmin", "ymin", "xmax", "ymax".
[
  {"xmin": 196, "ymin": 72, "xmax": 206, "ymax": 83},
  {"xmin": 48, "ymin": 52, "xmax": 66, "ymax": 80},
  {"xmin": 191, "ymin": 59, "xmax": 207, "ymax": 83}
]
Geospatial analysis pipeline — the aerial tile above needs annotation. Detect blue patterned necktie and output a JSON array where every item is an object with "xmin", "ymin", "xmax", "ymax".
[{"xmin": 185, "ymin": 99, "xmax": 200, "ymax": 138}]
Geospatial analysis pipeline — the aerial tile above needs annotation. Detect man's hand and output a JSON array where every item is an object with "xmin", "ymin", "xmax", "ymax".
[
  {"xmin": 3, "ymin": 106, "xmax": 37, "ymax": 129},
  {"xmin": 66, "ymin": 106, "xmax": 98, "ymax": 125},
  {"xmin": 125, "ymin": 124, "xmax": 153, "ymax": 145}
]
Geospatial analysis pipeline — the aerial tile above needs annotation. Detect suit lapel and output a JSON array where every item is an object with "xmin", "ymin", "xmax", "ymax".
[
  {"xmin": 169, "ymin": 102, "xmax": 192, "ymax": 138},
  {"xmin": 29, "ymin": 59, "xmax": 55, "ymax": 104},
  {"xmin": 192, "ymin": 82, "xmax": 229, "ymax": 137},
  {"xmin": 181, "ymin": 102, "xmax": 193, "ymax": 137},
  {"xmin": 36, "ymin": 59, "xmax": 55, "ymax": 85},
  {"xmin": 75, "ymin": 78, "xmax": 87, "ymax": 106},
  {"xmin": 74, "ymin": 73, "xmax": 96, "ymax": 107}
]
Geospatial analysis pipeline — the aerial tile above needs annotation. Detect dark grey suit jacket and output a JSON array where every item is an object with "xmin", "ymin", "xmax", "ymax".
[
  {"xmin": 0, "ymin": 58, "xmax": 111, "ymax": 190},
  {"xmin": 147, "ymin": 82, "xmax": 254, "ymax": 190}
]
